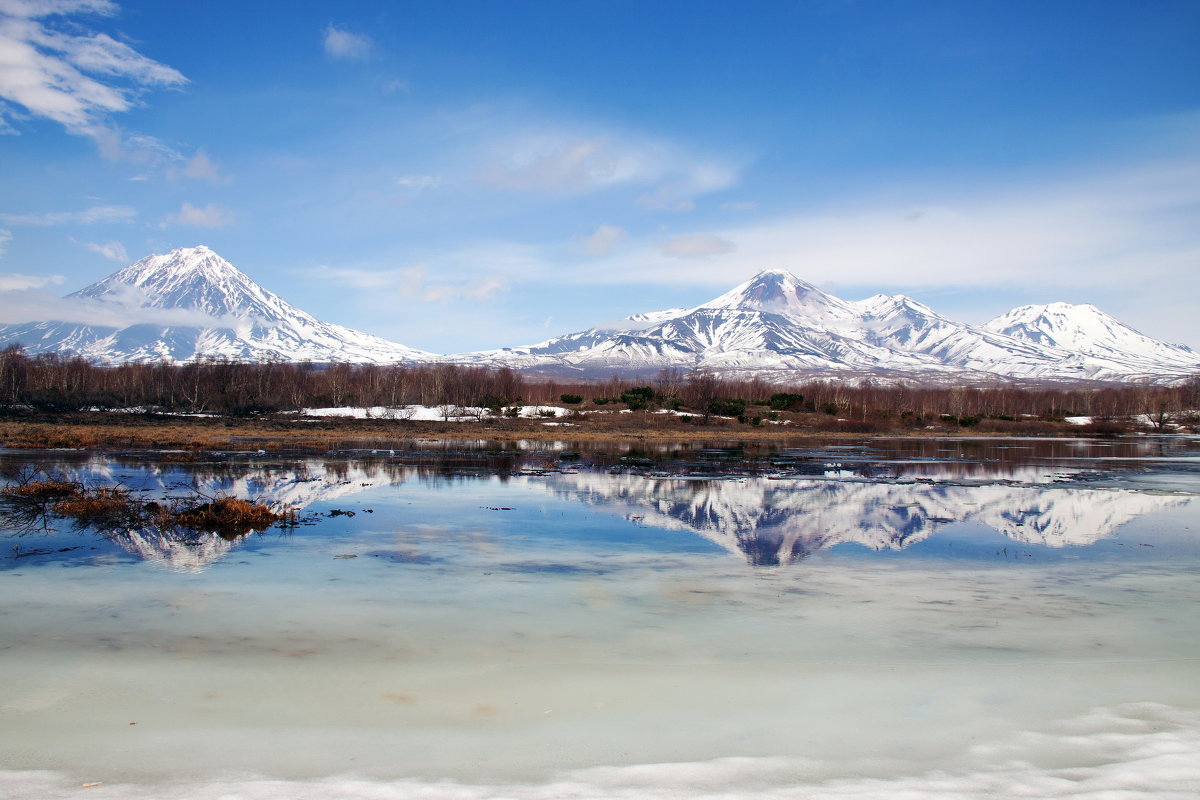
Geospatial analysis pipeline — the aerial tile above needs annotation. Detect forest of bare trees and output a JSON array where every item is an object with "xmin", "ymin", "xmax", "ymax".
[{"xmin": 2, "ymin": 346, "xmax": 1198, "ymax": 426}]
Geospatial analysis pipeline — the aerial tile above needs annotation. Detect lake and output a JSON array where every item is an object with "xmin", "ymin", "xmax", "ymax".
[{"xmin": 2, "ymin": 436, "xmax": 1199, "ymax": 799}]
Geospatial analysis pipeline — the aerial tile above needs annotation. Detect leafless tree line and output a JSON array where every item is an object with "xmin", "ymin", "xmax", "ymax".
[{"xmin": 2, "ymin": 346, "xmax": 1197, "ymax": 423}]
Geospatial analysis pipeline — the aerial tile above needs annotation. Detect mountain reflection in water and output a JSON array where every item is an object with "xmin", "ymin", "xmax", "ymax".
[
  {"xmin": 2, "ymin": 436, "xmax": 1196, "ymax": 570},
  {"xmin": 539, "ymin": 473, "xmax": 1188, "ymax": 565}
]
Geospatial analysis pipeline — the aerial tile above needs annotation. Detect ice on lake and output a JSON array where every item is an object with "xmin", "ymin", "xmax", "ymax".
[{"xmin": 2, "ymin": 437, "xmax": 1199, "ymax": 798}]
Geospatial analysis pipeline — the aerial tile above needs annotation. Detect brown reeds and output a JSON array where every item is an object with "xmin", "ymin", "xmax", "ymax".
[{"xmin": 2, "ymin": 476, "xmax": 284, "ymax": 537}]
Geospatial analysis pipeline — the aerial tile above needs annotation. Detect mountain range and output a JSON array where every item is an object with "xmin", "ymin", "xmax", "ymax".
[{"xmin": 2, "ymin": 245, "xmax": 1197, "ymax": 383}]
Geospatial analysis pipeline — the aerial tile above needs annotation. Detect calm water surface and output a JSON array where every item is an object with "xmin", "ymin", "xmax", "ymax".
[{"xmin": 2, "ymin": 436, "xmax": 1199, "ymax": 798}]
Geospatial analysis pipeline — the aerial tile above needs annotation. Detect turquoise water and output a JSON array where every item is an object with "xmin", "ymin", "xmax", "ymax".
[{"xmin": 2, "ymin": 437, "xmax": 1199, "ymax": 798}]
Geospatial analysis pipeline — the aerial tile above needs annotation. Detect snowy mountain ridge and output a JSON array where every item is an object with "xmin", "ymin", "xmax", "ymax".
[
  {"xmin": 0, "ymin": 247, "xmax": 1196, "ymax": 382},
  {"xmin": 454, "ymin": 270, "xmax": 1200, "ymax": 382}
]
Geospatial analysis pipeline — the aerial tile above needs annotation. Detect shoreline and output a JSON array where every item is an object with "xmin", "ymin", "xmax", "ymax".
[{"xmin": 0, "ymin": 409, "xmax": 1122, "ymax": 453}]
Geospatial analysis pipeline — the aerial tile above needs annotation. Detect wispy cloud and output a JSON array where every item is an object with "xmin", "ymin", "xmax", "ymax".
[
  {"xmin": 395, "ymin": 174, "xmax": 441, "ymax": 193},
  {"xmin": 0, "ymin": 228, "xmax": 9, "ymax": 258},
  {"xmin": 660, "ymin": 233, "xmax": 735, "ymax": 259},
  {"xmin": 419, "ymin": 276, "xmax": 507, "ymax": 303},
  {"xmin": 163, "ymin": 202, "xmax": 233, "ymax": 228},
  {"xmin": 84, "ymin": 239, "xmax": 126, "ymax": 261},
  {"xmin": 166, "ymin": 149, "xmax": 231, "ymax": 184},
  {"xmin": 305, "ymin": 264, "xmax": 413, "ymax": 290},
  {"xmin": 579, "ymin": 223, "xmax": 627, "ymax": 256},
  {"xmin": 0, "ymin": 204, "xmax": 134, "ymax": 225},
  {"xmin": 0, "ymin": 283, "xmax": 244, "ymax": 328},
  {"xmin": 0, "ymin": 0, "xmax": 186, "ymax": 139},
  {"xmin": 0, "ymin": 271, "xmax": 63, "ymax": 290},
  {"xmin": 322, "ymin": 24, "xmax": 372, "ymax": 60},
  {"xmin": 476, "ymin": 125, "xmax": 739, "ymax": 207},
  {"xmin": 560, "ymin": 152, "xmax": 1200, "ymax": 294}
]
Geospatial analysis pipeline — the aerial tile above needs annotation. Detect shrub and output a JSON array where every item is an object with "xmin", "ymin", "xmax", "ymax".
[
  {"xmin": 708, "ymin": 398, "xmax": 747, "ymax": 416},
  {"xmin": 620, "ymin": 386, "xmax": 656, "ymax": 410},
  {"xmin": 559, "ymin": 394, "xmax": 583, "ymax": 404},
  {"xmin": 769, "ymin": 392, "xmax": 804, "ymax": 411}
]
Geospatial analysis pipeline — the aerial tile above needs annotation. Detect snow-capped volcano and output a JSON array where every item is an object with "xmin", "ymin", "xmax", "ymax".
[
  {"xmin": 453, "ymin": 269, "xmax": 1200, "ymax": 381},
  {"xmin": 704, "ymin": 270, "xmax": 859, "ymax": 322},
  {"xmin": 985, "ymin": 302, "xmax": 1198, "ymax": 373},
  {"xmin": 3, "ymin": 253, "xmax": 1197, "ymax": 381},
  {"xmin": 0, "ymin": 246, "xmax": 431, "ymax": 364}
]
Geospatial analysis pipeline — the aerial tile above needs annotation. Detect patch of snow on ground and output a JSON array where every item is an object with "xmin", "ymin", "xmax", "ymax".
[{"xmin": 300, "ymin": 405, "xmax": 570, "ymax": 422}]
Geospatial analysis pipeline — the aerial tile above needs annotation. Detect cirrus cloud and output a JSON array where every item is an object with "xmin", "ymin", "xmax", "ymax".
[
  {"xmin": 163, "ymin": 202, "xmax": 233, "ymax": 228},
  {"xmin": 84, "ymin": 239, "xmax": 126, "ymax": 261},
  {"xmin": 579, "ymin": 223, "xmax": 628, "ymax": 256},
  {"xmin": 477, "ymin": 124, "xmax": 740, "ymax": 208},
  {"xmin": 0, "ymin": 204, "xmax": 135, "ymax": 226},
  {"xmin": 660, "ymin": 233, "xmax": 735, "ymax": 259},
  {"xmin": 0, "ymin": 0, "xmax": 187, "ymax": 138}
]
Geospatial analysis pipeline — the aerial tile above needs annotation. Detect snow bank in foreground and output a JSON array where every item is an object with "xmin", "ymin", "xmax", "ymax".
[{"xmin": 6, "ymin": 703, "xmax": 1199, "ymax": 799}]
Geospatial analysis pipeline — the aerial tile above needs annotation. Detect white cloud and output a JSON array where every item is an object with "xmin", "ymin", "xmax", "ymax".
[
  {"xmin": 0, "ymin": 283, "xmax": 242, "ymax": 328},
  {"xmin": 84, "ymin": 239, "xmax": 125, "ymax": 261},
  {"xmin": 305, "ymin": 263, "xmax": 507, "ymax": 303},
  {"xmin": 477, "ymin": 126, "xmax": 739, "ymax": 206},
  {"xmin": 167, "ymin": 149, "xmax": 230, "ymax": 184},
  {"xmin": 0, "ymin": 1, "xmax": 186, "ymax": 137},
  {"xmin": 322, "ymin": 25, "xmax": 372, "ymax": 60},
  {"xmin": 0, "ymin": 227, "xmax": 9, "ymax": 257},
  {"xmin": 0, "ymin": 271, "xmax": 63, "ymax": 290},
  {"xmin": 420, "ymin": 276, "xmax": 507, "ymax": 303},
  {"xmin": 396, "ymin": 174, "xmax": 441, "ymax": 192},
  {"xmin": 580, "ymin": 223, "xmax": 627, "ymax": 256},
  {"xmin": 305, "ymin": 264, "xmax": 413, "ymax": 290},
  {"xmin": 0, "ymin": 204, "xmax": 134, "ymax": 225},
  {"xmin": 164, "ymin": 202, "xmax": 233, "ymax": 228},
  {"xmin": 660, "ymin": 233, "xmax": 735, "ymax": 259},
  {"xmin": 559, "ymin": 153, "xmax": 1200, "ymax": 291}
]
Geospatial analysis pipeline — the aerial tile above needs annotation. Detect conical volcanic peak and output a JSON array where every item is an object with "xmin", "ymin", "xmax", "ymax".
[
  {"xmin": 702, "ymin": 270, "xmax": 857, "ymax": 321},
  {"xmin": 72, "ymin": 245, "xmax": 284, "ymax": 319},
  {"xmin": 4, "ymin": 245, "xmax": 432, "ymax": 364}
]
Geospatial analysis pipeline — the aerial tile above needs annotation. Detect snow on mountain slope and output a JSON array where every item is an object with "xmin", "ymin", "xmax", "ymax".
[
  {"xmin": 985, "ymin": 302, "xmax": 1200, "ymax": 373},
  {"xmin": 4, "ymin": 251, "xmax": 1196, "ymax": 381},
  {"xmin": 0, "ymin": 246, "xmax": 431, "ymax": 364},
  {"xmin": 452, "ymin": 269, "xmax": 1199, "ymax": 382}
]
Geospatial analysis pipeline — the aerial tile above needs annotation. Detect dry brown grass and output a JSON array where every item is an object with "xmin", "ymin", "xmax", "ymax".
[
  {"xmin": 51, "ymin": 487, "xmax": 135, "ymax": 526},
  {"xmin": 2, "ymin": 473, "xmax": 283, "ymax": 536},
  {"xmin": 170, "ymin": 497, "xmax": 283, "ymax": 534},
  {"xmin": 2, "ymin": 478, "xmax": 80, "ymax": 501},
  {"xmin": 0, "ymin": 409, "xmax": 1084, "ymax": 454}
]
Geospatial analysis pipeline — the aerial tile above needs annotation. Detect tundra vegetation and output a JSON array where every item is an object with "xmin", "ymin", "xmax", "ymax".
[{"xmin": 1, "ymin": 346, "xmax": 1198, "ymax": 446}]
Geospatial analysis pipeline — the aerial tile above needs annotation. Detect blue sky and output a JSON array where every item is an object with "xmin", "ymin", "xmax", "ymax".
[{"xmin": 1, "ymin": 0, "xmax": 1199, "ymax": 353}]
